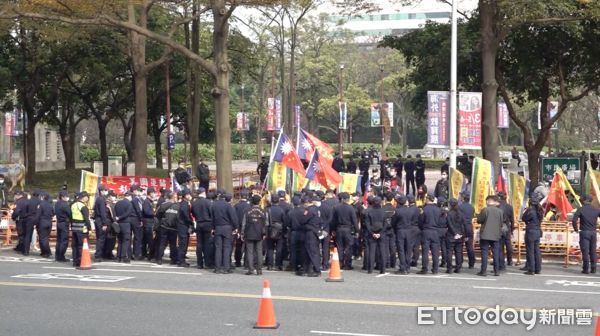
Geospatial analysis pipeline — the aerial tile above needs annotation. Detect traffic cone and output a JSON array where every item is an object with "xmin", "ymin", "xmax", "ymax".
[
  {"xmin": 595, "ymin": 316, "xmax": 600, "ymax": 336},
  {"xmin": 253, "ymin": 280, "xmax": 279, "ymax": 329},
  {"xmin": 77, "ymin": 237, "xmax": 93, "ymax": 270},
  {"xmin": 326, "ymin": 247, "xmax": 344, "ymax": 282}
]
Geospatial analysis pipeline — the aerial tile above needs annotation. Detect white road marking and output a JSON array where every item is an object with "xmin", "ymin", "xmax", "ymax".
[
  {"xmin": 380, "ymin": 273, "xmax": 497, "ymax": 281},
  {"xmin": 310, "ymin": 331, "xmax": 390, "ymax": 336},
  {"xmin": 11, "ymin": 273, "xmax": 132, "ymax": 283},
  {"xmin": 95, "ymin": 262, "xmax": 179, "ymax": 269},
  {"xmin": 507, "ymin": 272, "xmax": 600, "ymax": 280},
  {"xmin": 43, "ymin": 266, "xmax": 202, "ymax": 276},
  {"xmin": 474, "ymin": 285, "xmax": 600, "ymax": 295},
  {"xmin": 545, "ymin": 279, "xmax": 600, "ymax": 288},
  {"xmin": 0, "ymin": 256, "xmax": 52, "ymax": 263}
]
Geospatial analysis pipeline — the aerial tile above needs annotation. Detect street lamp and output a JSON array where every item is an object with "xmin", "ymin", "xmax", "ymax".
[
  {"xmin": 379, "ymin": 63, "xmax": 385, "ymax": 157},
  {"xmin": 240, "ymin": 83, "xmax": 245, "ymax": 160},
  {"xmin": 338, "ymin": 64, "xmax": 345, "ymax": 154}
]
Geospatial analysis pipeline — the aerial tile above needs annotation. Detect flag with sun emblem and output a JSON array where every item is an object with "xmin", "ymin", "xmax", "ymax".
[
  {"xmin": 305, "ymin": 149, "xmax": 342, "ymax": 189},
  {"xmin": 273, "ymin": 132, "xmax": 305, "ymax": 175},
  {"xmin": 298, "ymin": 128, "xmax": 334, "ymax": 162}
]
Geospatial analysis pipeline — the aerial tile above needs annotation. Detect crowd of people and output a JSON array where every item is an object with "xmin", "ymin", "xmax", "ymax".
[{"xmin": 7, "ymin": 172, "xmax": 600, "ymax": 277}]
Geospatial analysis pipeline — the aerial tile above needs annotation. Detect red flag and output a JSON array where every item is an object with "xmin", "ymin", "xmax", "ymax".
[
  {"xmin": 273, "ymin": 132, "xmax": 306, "ymax": 175},
  {"xmin": 305, "ymin": 149, "xmax": 342, "ymax": 189},
  {"xmin": 495, "ymin": 165, "xmax": 507, "ymax": 194},
  {"xmin": 300, "ymin": 128, "xmax": 334, "ymax": 162},
  {"xmin": 547, "ymin": 173, "xmax": 573, "ymax": 221}
]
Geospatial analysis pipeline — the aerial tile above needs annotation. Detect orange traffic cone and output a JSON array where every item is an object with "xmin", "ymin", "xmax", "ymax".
[
  {"xmin": 77, "ymin": 237, "xmax": 93, "ymax": 270},
  {"xmin": 254, "ymin": 280, "xmax": 279, "ymax": 329},
  {"xmin": 595, "ymin": 316, "xmax": 600, "ymax": 336},
  {"xmin": 326, "ymin": 247, "xmax": 344, "ymax": 282}
]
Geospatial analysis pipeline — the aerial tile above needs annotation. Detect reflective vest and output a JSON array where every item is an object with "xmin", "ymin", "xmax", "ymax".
[{"xmin": 71, "ymin": 202, "xmax": 87, "ymax": 232}]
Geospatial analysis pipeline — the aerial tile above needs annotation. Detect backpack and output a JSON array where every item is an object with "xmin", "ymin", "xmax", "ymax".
[{"xmin": 267, "ymin": 208, "xmax": 283, "ymax": 240}]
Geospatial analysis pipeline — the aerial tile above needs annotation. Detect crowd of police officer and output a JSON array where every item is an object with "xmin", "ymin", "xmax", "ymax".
[{"xmin": 7, "ymin": 180, "xmax": 600, "ymax": 276}]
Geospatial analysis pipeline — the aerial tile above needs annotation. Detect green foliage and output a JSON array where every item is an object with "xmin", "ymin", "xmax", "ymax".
[{"xmin": 79, "ymin": 145, "xmax": 100, "ymax": 162}]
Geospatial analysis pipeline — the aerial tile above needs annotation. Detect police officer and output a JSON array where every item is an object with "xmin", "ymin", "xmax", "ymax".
[
  {"xmin": 382, "ymin": 192, "xmax": 397, "ymax": 270},
  {"xmin": 141, "ymin": 187, "xmax": 157, "ymax": 261},
  {"xmin": 287, "ymin": 196, "xmax": 306, "ymax": 275},
  {"xmin": 241, "ymin": 195, "xmax": 267, "ymax": 275},
  {"xmin": 37, "ymin": 192, "xmax": 54, "ymax": 258},
  {"xmin": 54, "ymin": 191, "xmax": 71, "ymax": 262},
  {"xmin": 302, "ymin": 195, "xmax": 323, "ymax": 277},
  {"xmin": 257, "ymin": 157, "xmax": 269, "ymax": 184},
  {"xmin": 233, "ymin": 191, "xmax": 251, "ymax": 268},
  {"xmin": 192, "ymin": 187, "xmax": 214, "ymax": 269},
  {"xmin": 115, "ymin": 192, "xmax": 134, "ymax": 263},
  {"xmin": 521, "ymin": 197, "xmax": 543, "ymax": 275},
  {"xmin": 129, "ymin": 185, "xmax": 144, "ymax": 260},
  {"xmin": 393, "ymin": 194, "xmax": 412, "ymax": 274},
  {"xmin": 197, "ymin": 158, "xmax": 210, "ymax": 191},
  {"xmin": 359, "ymin": 156, "xmax": 370, "ymax": 194},
  {"xmin": 318, "ymin": 191, "xmax": 335, "ymax": 271},
  {"xmin": 70, "ymin": 192, "xmax": 92, "ymax": 267},
  {"xmin": 93, "ymin": 185, "xmax": 110, "ymax": 262},
  {"xmin": 364, "ymin": 196, "xmax": 387, "ymax": 274},
  {"xmin": 458, "ymin": 192, "xmax": 475, "ymax": 269},
  {"xmin": 22, "ymin": 190, "xmax": 41, "ymax": 256},
  {"xmin": 177, "ymin": 190, "xmax": 194, "ymax": 267},
  {"xmin": 446, "ymin": 198, "xmax": 465, "ymax": 273},
  {"xmin": 332, "ymin": 192, "xmax": 358, "ymax": 270},
  {"xmin": 104, "ymin": 191, "xmax": 118, "ymax": 260},
  {"xmin": 212, "ymin": 189, "xmax": 238, "ymax": 274},
  {"xmin": 347, "ymin": 157, "xmax": 357, "ymax": 174},
  {"xmin": 404, "ymin": 156, "xmax": 416, "ymax": 196},
  {"xmin": 266, "ymin": 194, "xmax": 286, "ymax": 271},
  {"xmin": 497, "ymin": 191, "xmax": 514, "ymax": 271},
  {"xmin": 437, "ymin": 197, "xmax": 449, "ymax": 268},
  {"xmin": 415, "ymin": 154, "xmax": 426, "ymax": 190},
  {"xmin": 155, "ymin": 191, "xmax": 179, "ymax": 265},
  {"xmin": 417, "ymin": 194, "xmax": 441, "ymax": 275},
  {"xmin": 408, "ymin": 195, "xmax": 422, "ymax": 267},
  {"xmin": 11, "ymin": 191, "xmax": 27, "ymax": 254},
  {"xmin": 332, "ymin": 153, "xmax": 346, "ymax": 173},
  {"xmin": 572, "ymin": 194, "xmax": 600, "ymax": 274}
]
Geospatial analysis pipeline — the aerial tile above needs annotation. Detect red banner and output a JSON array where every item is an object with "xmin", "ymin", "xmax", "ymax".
[
  {"xmin": 101, "ymin": 176, "xmax": 171, "ymax": 195},
  {"xmin": 4, "ymin": 112, "xmax": 13, "ymax": 136}
]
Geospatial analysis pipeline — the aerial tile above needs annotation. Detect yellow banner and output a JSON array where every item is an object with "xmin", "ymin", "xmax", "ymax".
[
  {"xmin": 449, "ymin": 167, "xmax": 465, "ymax": 200},
  {"xmin": 586, "ymin": 161, "xmax": 600, "ymax": 207},
  {"xmin": 556, "ymin": 168, "xmax": 582, "ymax": 208},
  {"xmin": 291, "ymin": 171, "xmax": 308, "ymax": 193},
  {"xmin": 338, "ymin": 173, "xmax": 360, "ymax": 194},
  {"xmin": 80, "ymin": 170, "xmax": 99, "ymax": 208},
  {"xmin": 470, "ymin": 157, "xmax": 493, "ymax": 214},
  {"xmin": 267, "ymin": 161, "xmax": 287, "ymax": 192},
  {"xmin": 508, "ymin": 173, "xmax": 527, "ymax": 222}
]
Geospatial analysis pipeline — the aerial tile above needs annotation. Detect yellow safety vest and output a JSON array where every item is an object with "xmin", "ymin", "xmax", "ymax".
[{"xmin": 71, "ymin": 202, "xmax": 85, "ymax": 221}]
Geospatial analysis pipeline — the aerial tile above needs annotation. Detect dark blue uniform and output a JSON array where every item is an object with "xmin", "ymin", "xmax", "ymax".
[
  {"xmin": 141, "ymin": 198, "xmax": 156, "ymax": 260},
  {"xmin": 22, "ymin": 196, "xmax": 41, "ymax": 256},
  {"xmin": 177, "ymin": 199, "xmax": 194, "ymax": 266},
  {"xmin": 572, "ymin": 204, "xmax": 600, "ymax": 273},
  {"xmin": 458, "ymin": 202, "xmax": 475, "ymax": 268},
  {"xmin": 437, "ymin": 210, "xmax": 449, "ymax": 268},
  {"xmin": 332, "ymin": 202, "xmax": 358, "ymax": 270},
  {"xmin": 11, "ymin": 196, "xmax": 28, "ymax": 253},
  {"xmin": 155, "ymin": 201, "xmax": 179, "ymax": 264},
  {"xmin": 37, "ymin": 198, "xmax": 54, "ymax": 257},
  {"xmin": 393, "ymin": 204, "xmax": 419, "ymax": 273},
  {"xmin": 192, "ymin": 196, "xmax": 214, "ymax": 268},
  {"xmin": 286, "ymin": 203, "xmax": 306, "ymax": 273},
  {"xmin": 93, "ymin": 195, "xmax": 109, "ymax": 260},
  {"xmin": 418, "ymin": 203, "xmax": 441, "ymax": 273},
  {"xmin": 266, "ymin": 203, "xmax": 286, "ymax": 270},
  {"xmin": 383, "ymin": 203, "xmax": 396, "ymax": 269},
  {"xmin": 319, "ymin": 200, "xmax": 336, "ymax": 270},
  {"xmin": 211, "ymin": 199, "xmax": 238, "ymax": 273},
  {"xmin": 521, "ymin": 207, "xmax": 542, "ymax": 274},
  {"xmin": 446, "ymin": 209, "xmax": 465, "ymax": 273},
  {"xmin": 301, "ymin": 204, "xmax": 322, "ymax": 275},
  {"xmin": 404, "ymin": 160, "xmax": 416, "ymax": 195},
  {"xmin": 54, "ymin": 200, "xmax": 71, "ymax": 261},
  {"xmin": 130, "ymin": 196, "xmax": 144, "ymax": 259},
  {"xmin": 364, "ymin": 207, "xmax": 387, "ymax": 274},
  {"xmin": 234, "ymin": 200, "xmax": 251, "ymax": 267},
  {"xmin": 114, "ymin": 199, "xmax": 133, "ymax": 262}
]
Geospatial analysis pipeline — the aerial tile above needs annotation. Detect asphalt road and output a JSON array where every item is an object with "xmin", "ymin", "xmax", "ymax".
[{"xmin": 0, "ymin": 247, "xmax": 598, "ymax": 336}]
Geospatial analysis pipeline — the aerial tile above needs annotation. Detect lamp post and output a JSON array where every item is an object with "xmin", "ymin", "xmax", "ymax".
[
  {"xmin": 449, "ymin": 0, "xmax": 458, "ymax": 168},
  {"xmin": 379, "ymin": 63, "xmax": 385, "ymax": 156},
  {"xmin": 240, "ymin": 83, "xmax": 245, "ymax": 160},
  {"xmin": 338, "ymin": 64, "xmax": 345, "ymax": 154}
]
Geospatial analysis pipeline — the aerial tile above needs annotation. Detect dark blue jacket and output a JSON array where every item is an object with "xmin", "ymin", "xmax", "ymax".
[
  {"xmin": 11, "ymin": 197, "xmax": 28, "ymax": 223},
  {"xmin": 54, "ymin": 200, "xmax": 71, "ymax": 223},
  {"xmin": 211, "ymin": 199, "xmax": 238, "ymax": 230},
  {"xmin": 419, "ymin": 203, "xmax": 441, "ymax": 230},
  {"xmin": 521, "ymin": 207, "xmax": 542, "ymax": 231},
  {"xmin": 572, "ymin": 204, "xmax": 600, "ymax": 232},
  {"xmin": 301, "ymin": 205, "xmax": 321, "ymax": 234},
  {"xmin": 38, "ymin": 200, "xmax": 54, "ymax": 228},
  {"xmin": 142, "ymin": 198, "xmax": 155, "ymax": 224},
  {"xmin": 458, "ymin": 202, "xmax": 475, "ymax": 234},
  {"xmin": 192, "ymin": 197, "xmax": 213, "ymax": 229},
  {"xmin": 332, "ymin": 203, "xmax": 358, "ymax": 232},
  {"xmin": 114, "ymin": 199, "xmax": 133, "ymax": 223},
  {"xmin": 93, "ymin": 195, "xmax": 108, "ymax": 224},
  {"xmin": 179, "ymin": 200, "xmax": 194, "ymax": 227}
]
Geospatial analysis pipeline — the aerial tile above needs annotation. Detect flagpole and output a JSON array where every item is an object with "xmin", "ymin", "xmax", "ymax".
[{"xmin": 262, "ymin": 126, "xmax": 284, "ymax": 191}]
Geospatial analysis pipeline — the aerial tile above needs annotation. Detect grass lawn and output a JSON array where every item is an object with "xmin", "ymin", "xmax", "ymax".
[{"xmin": 27, "ymin": 168, "xmax": 171, "ymax": 196}]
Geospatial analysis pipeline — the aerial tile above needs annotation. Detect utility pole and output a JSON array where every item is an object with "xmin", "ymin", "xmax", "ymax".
[
  {"xmin": 338, "ymin": 64, "xmax": 344, "ymax": 154},
  {"xmin": 240, "ymin": 83, "xmax": 245, "ymax": 160},
  {"xmin": 449, "ymin": 0, "xmax": 458, "ymax": 168},
  {"xmin": 380, "ymin": 64, "xmax": 385, "ymax": 156},
  {"xmin": 165, "ymin": 62, "xmax": 172, "ymax": 172}
]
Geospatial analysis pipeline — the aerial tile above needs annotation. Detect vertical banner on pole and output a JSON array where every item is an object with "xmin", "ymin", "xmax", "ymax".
[
  {"xmin": 497, "ymin": 101, "xmax": 510, "ymax": 129},
  {"xmin": 236, "ymin": 112, "xmax": 249, "ymax": 131},
  {"xmin": 458, "ymin": 92, "xmax": 482, "ymax": 149},
  {"xmin": 426, "ymin": 91, "xmax": 450, "ymax": 148},
  {"xmin": 4, "ymin": 112, "xmax": 13, "ymax": 136},
  {"xmin": 294, "ymin": 105, "xmax": 301, "ymax": 127},
  {"xmin": 275, "ymin": 99, "xmax": 282, "ymax": 130},
  {"xmin": 470, "ymin": 157, "xmax": 493, "ymax": 214},
  {"xmin": 339, "ymin": 102, "xmax": 347, "ymax": 130},
  {"xmin": 266, "ymin": 98, "xmax": 275, "ymax": 131}
]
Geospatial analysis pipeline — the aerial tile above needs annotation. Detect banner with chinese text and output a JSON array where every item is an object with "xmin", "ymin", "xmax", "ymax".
[
  {"xmin": 426, "ymin": 91, "xmax": 450, "ymax": 148},
  {"xmin": 80, "ymin": 170, "xmax": 100, "ymax": 208},
  {"xmin": 101, "ymin": 176, "xmax": 172, "ymax": 195},
  {"xmin": 470, "ymin": 157, "xmax": 493, "ymax": 214},
  {"xmin": 497, "ymin": 101, "xmax": 510, "ymax": 129},
  {"xmin": 458, "ymin": 92, "xmax": 482, "ymax": 149}
]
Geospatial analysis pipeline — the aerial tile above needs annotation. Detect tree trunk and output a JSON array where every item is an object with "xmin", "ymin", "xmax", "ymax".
[
  {"xmin": 98, "ymin": 120, "xmax": 109, "ymax": 176},
  {"xmin": 212, "ymin": 0, "xmax": 233, "ymax": 192},
  {"xmin": 133, "ymin": 71, "xmax": 148, "ymax": 175},
  {"xmin": 188, "ymin": 2, "xmax": 201, "ymax": 170},
  {"xmin": 288, "ymin": 43, "xmax": 296, "ymax": 137},
  {"xmin": 480, "ymin": 0, "xmax": 500, "ymax": 169},
  {"xmin": 25, "ymin": 116, "xmax": 36, "ymax": 183},
  {"xmin": 154, "ymin": 127, "xmax": 163, "ymax": 169},
  {"xmin": 122, "ymin": 115, "xmax": 134, "ymax": 162}
]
